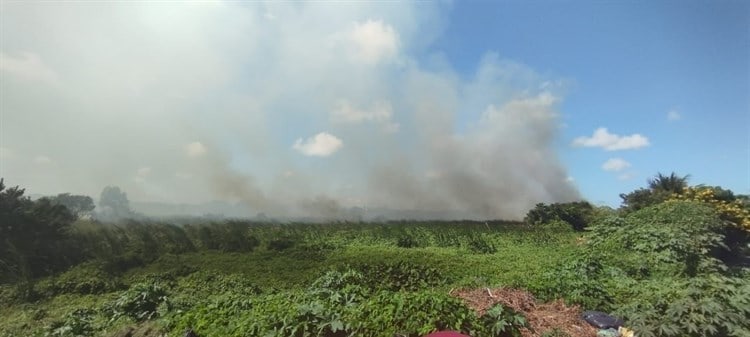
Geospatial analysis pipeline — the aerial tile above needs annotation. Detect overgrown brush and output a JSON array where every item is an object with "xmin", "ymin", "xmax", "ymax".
[
  {"xmin": 530, "ymin": 201, "xmax": 750, "ymax": 337},
  {"xmin": 167, "ymin": 270, "xmax": 528, "ymax": 337}
]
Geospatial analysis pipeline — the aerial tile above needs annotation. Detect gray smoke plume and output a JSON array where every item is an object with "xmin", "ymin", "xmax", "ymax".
[{"xmin": 1, "ymin": 2, "xmax": 579, "ymax": 220}]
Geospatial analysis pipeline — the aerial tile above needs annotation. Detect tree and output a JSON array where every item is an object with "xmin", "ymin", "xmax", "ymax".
[
  {"xmin": 98, "ymin": 186, "xmax": 132, "ymax": 220},
  {"xmin": 524, "ymin": 201, "xmax": 594, "ymax": 231},
  {"xmin": 619, "ymin": 188, "xmax": 671, "ymax": 213},
  {"xmin": 620, "ymin": 172, "xmax": 690, "ymax": 212},
  {"xmin": 647, "ymin": 172, "xmax": 690, "ymax": 194},
  {"xmin": 0, "ymin": 178, "xmax": 76, "ymax": 284},
  {"xmin": 44, "ymin": 193, "xmax": 95, "ymax": 218}
]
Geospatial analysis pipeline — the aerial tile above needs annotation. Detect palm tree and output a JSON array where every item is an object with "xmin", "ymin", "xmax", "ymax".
[{"xmin": 647, "ymin": 172, "xmax": 690, "ymax": 194}]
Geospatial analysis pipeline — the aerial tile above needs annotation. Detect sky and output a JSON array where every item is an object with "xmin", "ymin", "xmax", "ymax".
[{"xmin": 1, "ymin": 1, "xmax": 748, "ymax": 219}]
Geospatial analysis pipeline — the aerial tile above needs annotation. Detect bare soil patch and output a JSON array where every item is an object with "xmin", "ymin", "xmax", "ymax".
[{"xmin": 451, "ymin": 287, "xmax": 597, "ymax": 337}]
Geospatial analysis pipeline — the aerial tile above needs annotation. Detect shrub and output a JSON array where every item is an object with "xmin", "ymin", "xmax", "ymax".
[
  {"xmin": 532, "ymin": 255, "xmax": 613, "ymax": 310},
  {"xmin": 619, "ymin": 188, "xmax": 672, "ymax": 213},
  {"xmin": 467, "ymin": 233, "xmax": 497, "ymax": 254},
  {"xmin": 524, "ymin": 202, "xmax": 594, "ymax": 231},
  {"xmin": 397, "ymin": 235, "xmax": 423, "ymax": 248},
  {"xmin": 177, "ymin": 272, "xmax": 262, "ymax": 298},
  {"xmin": 355, "ymin": 262, "xmax": 448, "ymax": 291},
  {"xmin": 613, "ymin": 275, "xmax": 750, "ymax": 337},
  {"xmin": 347, "ymin": 290, "xmax": 478, "ymax": 337},
  {"xmin": 106, "ymin": 282, "xmax": 171, "ymax": 322},
  {"xmin": 479, "ymin": 304, "xmax": 529, "ymax": 337},
  {"xmin": 47, "ymin": 309, "xmax": 96, "ymax": 337},
  {"xmin": 37, "ymin": 262, "xmax": 124, "ymax": 297},
  {"xmin": 267, "ymin": 237, "xmax": 295, "ymax": 251},
  {"xmin": 672, "ymin": 186, "xmax": 750, "ymax": 231},
  {"xmin": 670, "ymin": 186, "xmax": 750, "ymax": 265},
  {"xmin": 588, "ymin": 201, "xmax": 729, "ymax": 277}
]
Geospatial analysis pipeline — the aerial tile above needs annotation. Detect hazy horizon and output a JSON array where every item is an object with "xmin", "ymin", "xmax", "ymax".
[{"xmin": 2, "ymin": 1, "xmax": 747, "ymax": 219}]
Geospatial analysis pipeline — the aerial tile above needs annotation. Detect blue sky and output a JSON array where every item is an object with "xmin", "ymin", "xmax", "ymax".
[
  {"xmin": 1, "ymin": 1, "xmax": 748, "ymax": 218},
  {"xmin": 433, "ymin": 0, "xmax": 749, "ymax": 205}
]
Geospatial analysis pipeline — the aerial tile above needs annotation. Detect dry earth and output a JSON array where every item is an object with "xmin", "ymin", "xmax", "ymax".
[{"xmin": 451, "ymin": 287, "xmax": 598, "ymax": 337}]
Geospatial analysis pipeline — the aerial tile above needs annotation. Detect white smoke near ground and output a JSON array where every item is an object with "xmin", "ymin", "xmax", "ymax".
[{"xmin": 0, "ymin": 2, "xmax": 580, "ymax": 220}]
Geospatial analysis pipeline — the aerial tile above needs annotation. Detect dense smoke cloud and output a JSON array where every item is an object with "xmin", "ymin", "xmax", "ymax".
[{"xmin": 1, "ymin": 2, "xmax": 579, "ymax": 219}]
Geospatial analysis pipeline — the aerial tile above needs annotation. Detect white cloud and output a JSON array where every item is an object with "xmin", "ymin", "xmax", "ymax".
[
  {"xmin": 602, "ymin": 158, "xmax": 631, "ymax": 172},
  {"xmin": 0, "ymin": 51, "xmax": 58, "ymax": 84},
  {"xmin": 293, "ymin": 132, "xmax": 343, "ymax": 157},
  {"xmin": 573, "ymin": 127, "xmax": 650, "ymax": 151},
  {"xmin": 348, "ymin": 19, "xmax": 399, "ymax": 64},
  {"xmin": 185, "ymin": 141, "xmax": 207, "ymax": 158},
  {"xmin": 331, "ymin": 99, "xmax": 399, "ymax": 132},
  {"xmin": 566, "ymin": 176, "xmax": 575, "ymax": 183},
  {"xmin": 34, "ymin": 155, "xmax": 53, "ymax": 164},
  {"xmin": 667, "ymin": 109, "xmax": 681, "ymax": 121}
]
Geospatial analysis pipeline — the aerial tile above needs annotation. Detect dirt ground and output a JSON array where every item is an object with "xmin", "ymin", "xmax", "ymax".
[{"xmin": 451, "ymin": 287, "xmax": 598, "ymax": 337}]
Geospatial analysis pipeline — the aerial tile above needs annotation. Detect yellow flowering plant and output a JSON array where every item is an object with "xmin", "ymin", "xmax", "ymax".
[{"xmin": 669, "ymin": 186, "xmax": 750, "ymax": 232}]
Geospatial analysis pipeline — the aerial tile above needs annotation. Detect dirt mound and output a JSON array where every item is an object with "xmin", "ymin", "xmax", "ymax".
[{"xmin": 451, "ymin": 288, "xmax": 597, "ymax": 337}]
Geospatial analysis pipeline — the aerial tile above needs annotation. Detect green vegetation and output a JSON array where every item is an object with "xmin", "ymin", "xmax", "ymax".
[
  {"xmin": 523, "ymin": 201, "xmax": 595, "ymax": 231},
  {"xmin": 1, "ymin": 173, "xmax": 749, "ymax": 337}
]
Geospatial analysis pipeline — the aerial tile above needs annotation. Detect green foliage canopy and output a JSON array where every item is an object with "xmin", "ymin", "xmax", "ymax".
[
  {"xmin": 0, "ymin": 179, "xmax": 76, "ymax": 282},
  {"xmin": 43, "ymin": 193, "xmax": 95, "ymax": 218},
  {"xmin": 524, "ymin": 201, "xmax": 594, "ymax": 231}
]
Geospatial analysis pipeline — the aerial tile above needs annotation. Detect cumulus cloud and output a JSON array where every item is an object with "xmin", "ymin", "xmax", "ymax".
[
  {"xmin": 348, "ymin": 19, "xmax": 399, "ymax": 64},
  {"xmin": 185, "ymin": 142, "xmax": 207, "ymax": 158},
  {"xmin": 602, "ymin": 158, "xmax": 631, "ymax": 172},
  {"xmin": 667, "ymin": 109, "xmax": 681, "ymax": 121},
  {"xmin": 1, "ymin": 2, "xmax": 580, "ymax": 219},
  {"xmin": 573, "ymin": 128, "xmax": 650, "ymax": 151},
  {"xmin": 293, "ymin": 132, "xmax": 343, "ymax": 157}
]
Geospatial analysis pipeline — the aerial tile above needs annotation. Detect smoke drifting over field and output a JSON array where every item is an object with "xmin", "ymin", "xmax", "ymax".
[{"xmin": 1, "ymin": 2, "xmax": 579, "ymax": 219}]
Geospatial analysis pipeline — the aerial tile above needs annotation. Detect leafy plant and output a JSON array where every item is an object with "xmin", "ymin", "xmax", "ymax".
[
  {"xmin": 588, "ymin": 201, "xmax": 728, "ymax": 277},
  {"xmin": 106, "ymin": 281, "xmax": 171, "ymax": 322},
  {"xmin": 47, "ymin": 309, "xmax": 96, "ymax": 337},
  {"xmin": 267, "ymin": 237, "xmax": 296, "ymax": 251},
  {"xmin": 347, "ymin": 290, "xmax": 479, "ymax": 337},
  {"xmin": 467, "ymin": 233, "xmax": 497, "ymax": 254},
  {"xmin": 397, "ymin": 234, "xmax": 423, "ymax": 248},
  {"xmin": 37, "ymin": 262, "xmax": 124, "ymax": 297},
  {"xmin": 532, "ymin": 255, "xmax": 613, "ymax": 310},
  {"xmin": 524, "ymin": 202, "xmax": 594, "ymax": 231},
  {"xmin": 613, "ymin": 275, "xmax": 750, "ymax": 337},
  {"xmin": 355, "ymin": 262, "xmax": 448, "ymax": 291},
  {"xmin": 480, "ymin": 304, "xmax": 529, "ymax": 337}
]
